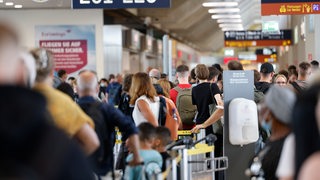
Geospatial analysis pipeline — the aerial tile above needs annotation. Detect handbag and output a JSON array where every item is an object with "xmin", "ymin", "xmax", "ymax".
[{"xmin": 209, "ymin": 83, "xmax": 223, "ymax": 135}]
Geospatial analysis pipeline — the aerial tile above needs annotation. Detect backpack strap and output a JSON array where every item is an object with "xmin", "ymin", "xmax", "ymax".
[
  {"xmin": 291, "ymin": 81, "xmax": 303, "ymax": 94},
  {"xmin": 158, "ymin": 96, "xmax": 167, "ymax": 126},
  {"xmin": 174, "ymin": 85, "xmax": 191, "ymax": 92},
  {"xmin": 173, "ymin": 86, "xmax": 182, "ymax": 92}
]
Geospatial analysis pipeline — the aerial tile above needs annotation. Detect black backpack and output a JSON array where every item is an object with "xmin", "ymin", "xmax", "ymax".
[
  {"xmin": 79, "ymin": 101, "xmax": 109, "ymax": 170},
  {"xmin": 158, "ymin": 96, "xmax": 167, "ymax": 126},
  {"xmin": 118, "ymin": 93, "xmax": 134, "ymax": 117}
]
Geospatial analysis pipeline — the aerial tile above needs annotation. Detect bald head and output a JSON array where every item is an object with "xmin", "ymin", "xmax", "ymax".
[
  {"xmin": 149, "ymin": 68, "xmax": 160, "ymax": 83},
  {"xmin": 77, "ymin": 70, "xmax": 98, "ymax": 97},
  {"xmin": 0, "ymin": 22, "xmax": 23, "ymax": 85}
]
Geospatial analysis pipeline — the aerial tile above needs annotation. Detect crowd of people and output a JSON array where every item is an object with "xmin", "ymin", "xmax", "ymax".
[{"xmin": 2, "ymin": 20, "xmax": 320, "ymax": 180}]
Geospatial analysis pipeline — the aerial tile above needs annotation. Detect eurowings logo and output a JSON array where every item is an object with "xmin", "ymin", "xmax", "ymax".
[{"xmin": 41, "ymin": 29, "xmax": 72, "ymax": 38}]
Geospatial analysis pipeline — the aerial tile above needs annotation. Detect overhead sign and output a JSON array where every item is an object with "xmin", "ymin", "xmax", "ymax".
[
  {"xmin": 73, "ymin": 0, "xmax": 171, "ymax": 9},
  {"xmin": 261, "ymin": 0, "xmax": 320, "ymax": 15},
  {"xmin": 224, "ymin": 30, "xmax": 292, "ymax": 47},
  {"xmin": 262, "ymin": 21, "xmax": 280, "ymax": 34}
]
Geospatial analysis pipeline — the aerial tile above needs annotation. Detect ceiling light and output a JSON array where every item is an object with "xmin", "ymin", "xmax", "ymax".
[
  {"xmin": 5, "ymin": 2, "xmax": 14, "ymax": 6},
  {"xmin": 219, "ymin": 23, "xmax": 243, "ymax": 28},
  {"xmin": 208, "ymin": 8, "xmax": 240, "ymax": 13},
  {"xmin": 221, "ymin": 27, "xmax": 244, "ymax": 31},
  {"xmin": 32, "ymin": 0, "xmax": 49, "ymax": 2},
  {"xmin": 0, "ymin": 0, "xmax": 3, "ymax": 3},
  {"xmin": 14, "ymin": 4, "xmax": 22, "ymax": 8},
  {"xmin": 203, "ymin": 2, "xmax": 238, "ymax": 7},
  {"xmin": 217, "ymin": 19, "xmax": 242, "ymax": 23},
  {"xmin": 211, "ymin": 14, "xmax": 241, "ymax": 19}
]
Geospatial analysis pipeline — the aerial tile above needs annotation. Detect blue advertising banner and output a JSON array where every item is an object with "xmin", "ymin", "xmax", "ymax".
[{"xmin": 72, "ymin": 0, "xmax": 171, "ymax": 9}]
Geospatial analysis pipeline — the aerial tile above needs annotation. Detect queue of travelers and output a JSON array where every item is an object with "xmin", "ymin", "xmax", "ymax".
[{"xmin": 2, "ymin": 20, "xmax": 320, "ymax": 180}]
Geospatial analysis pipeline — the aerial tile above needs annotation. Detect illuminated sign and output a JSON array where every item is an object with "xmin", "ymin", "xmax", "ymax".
[
  {"xmin": 73, "ymin": 0, "xmax": 171, "ymax": 8},
  {"xmin": 224, "ymin": 30, "xmax": 292, "ymax": 47},
  {"xmin": 261, "ymin": 0, "xmax": 320, "ymax": 15},
  {"xmin": 262, "ymin": 21, "xmax": 280, "ymax": 34}
]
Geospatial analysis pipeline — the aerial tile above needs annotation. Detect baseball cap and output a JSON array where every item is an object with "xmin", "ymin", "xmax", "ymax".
[
  {"xmin": 260, "ymin": 62, "xmax": 274, "ymax": 73},
  {"xmin": 264, "ymin": 85, "xmax": 296, "ymax": 125}
]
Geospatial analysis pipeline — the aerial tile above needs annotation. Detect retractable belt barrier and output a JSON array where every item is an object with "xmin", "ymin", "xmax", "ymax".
[
  {"xmin": 114, "ymin": 128, "xmax": 228, "ymax": 180},
  {"xmin": 164, "ymin": 129, "xmax": 228, "ymax": 180}
]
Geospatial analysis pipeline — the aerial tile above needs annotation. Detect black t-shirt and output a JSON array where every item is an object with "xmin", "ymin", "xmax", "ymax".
[
  {"xmin": 254, "ymin": 81, "xmax": 271, "ymax": 94},
  {"xmin": 191, "ymin": 82, "xmax": 221, "ymax": 124},
  {"xmin": 250, "ymin": 136, "xmax": 286, "ymax": 180}
]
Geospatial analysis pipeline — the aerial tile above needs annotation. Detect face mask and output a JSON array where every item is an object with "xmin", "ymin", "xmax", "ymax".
[
  {"xmin": 261, "ymin": 118, "xmax": 272, "ymax": 132},
  {"xmin": 100, "ymin": 83, "xmax": 106, "ymax": 87}
]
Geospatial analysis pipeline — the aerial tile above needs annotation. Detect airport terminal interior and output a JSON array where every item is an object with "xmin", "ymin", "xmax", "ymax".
[{"xmin": 0, "ymin": 0, "xmax": 320, "ymax": 180}]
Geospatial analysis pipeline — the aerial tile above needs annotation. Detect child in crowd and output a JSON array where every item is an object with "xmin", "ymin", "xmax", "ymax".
[
  {"xmin": 125, "ymin": 122, "xmax": 162, "ymax": 180},
  {"xmin": 153, "ymin": 126, "xmax": 172, "ymax": 172}
]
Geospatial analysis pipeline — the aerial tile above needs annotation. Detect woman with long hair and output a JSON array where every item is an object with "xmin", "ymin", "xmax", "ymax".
[{"xmin": 130, "ymin": 72, "xmax": 160, "ymax": 127}]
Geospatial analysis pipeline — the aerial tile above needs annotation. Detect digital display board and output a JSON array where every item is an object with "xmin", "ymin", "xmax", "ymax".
[{"xmin": 224, "ymin": 30, "xmax": 292, "ymax": 47}]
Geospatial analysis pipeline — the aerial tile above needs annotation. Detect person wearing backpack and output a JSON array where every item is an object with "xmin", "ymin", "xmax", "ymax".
[
  {"xmin": 157, "ymin": 79, "xmax": 182, "ymax": 140},
  {"xmin": 106, "ymin": 73, "xmax": 122, "ymax": 106},
  {"xmin": 191, "ymin": 64, "xmax": 223, "ymax": 171},
  {"xmin": 130, "ymin": 72, "xmax": 161, "ymax": 127},
  {"xmin": 170, "ymin": 65, "xmax": 196, "ymax": 130},
  {"xmin": 77, "ymin": 70, "xmax": 142, "ymax": 179}
]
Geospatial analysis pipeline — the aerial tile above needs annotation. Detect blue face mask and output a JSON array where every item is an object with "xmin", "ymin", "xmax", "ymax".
[
  {"xmin": 100, "ymin": 83, "xmax": 106, "ymax": 87},
  {"xmin": 261, "ymin": 119, "xmax": 272, "ymax": 133}
]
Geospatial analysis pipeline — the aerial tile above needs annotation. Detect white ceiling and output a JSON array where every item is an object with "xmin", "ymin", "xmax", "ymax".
[
  {"xmin": 0, "ymin": 0, "xmax": 71, "ymax": 9},
  {"xmin": 0, "ymin": 0, "xmax": 266, "ymax": 52}
]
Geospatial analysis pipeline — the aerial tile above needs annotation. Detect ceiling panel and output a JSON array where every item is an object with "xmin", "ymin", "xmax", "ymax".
[
  {"xmin": 0, "ymin": 0, "xmax": 263, "ymax": 52},
  {"xmin": 0, "ymin": 0, "xmax": 71, "ymax": 9}
]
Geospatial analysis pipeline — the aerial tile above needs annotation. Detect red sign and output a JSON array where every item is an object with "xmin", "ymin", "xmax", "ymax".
[
  {"xmin": 223, "ymin": 57, "xmax": 238, "ymax": 64},
  {"xmin": 40, "ymin": 40, "xmax": 87, "ymax": 74},
  {"xmin": 262, "ymin": 2, "xmax": 320, "ymax": 15}
]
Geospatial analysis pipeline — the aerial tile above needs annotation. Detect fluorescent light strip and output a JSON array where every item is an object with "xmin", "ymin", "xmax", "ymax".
[
  {"xmin": 217, "ymin": 19, "xmax": 242, "ymax": 23},
  {"xmin": 221, "ymin": 27, "xmax": 244, "ymax": 31},
  {"xmin": 0, "ymin": 0, "xmax": 3, "ymax": 3},
  {"xmin": 211, "ymin": 14, "xmax": 241, "ymax": 19},
  {"xmin": 219, "ymin": 23, "xmax": 243, "ymax": 28},
  {"xmin": 203, "ymin": 2, "xmax": 238, "ymax": 7},
  {"xmin": 14, "ymin": 4, "xmax": 23, "ymax": 8},
  {"xmin": 208, "ymin": 8, "xmax": 240, "ymax": 13},
  {"xmin": 5, "ymin": 2, "xmax": 14, "ymax": 6}
]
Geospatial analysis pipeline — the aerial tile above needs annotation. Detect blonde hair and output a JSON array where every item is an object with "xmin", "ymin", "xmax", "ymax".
[
  {"xmin": 274, "ymin": 74, "xmax": 288, "ymax": 83},
  {"xmin": 129, "ymin": 72, "xmax": 157, "ymax": 105},
  {"xmin": 157, "ymin": 79, "xmax": 171, "ymax": 98},
  {"xmin": 30, "ymin": 48, "xmax": 55, "ymax": 82}
]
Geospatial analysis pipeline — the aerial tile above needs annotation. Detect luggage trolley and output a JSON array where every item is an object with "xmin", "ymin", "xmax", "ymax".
[{"xmin": 168, "ymin": 129, "xmax": 228, "ymax": 180}]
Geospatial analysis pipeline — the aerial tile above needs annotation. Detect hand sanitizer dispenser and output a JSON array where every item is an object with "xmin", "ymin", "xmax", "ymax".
[{"xmin": 229, "ymin": 98, "xmax": 259, "ymax": 146}]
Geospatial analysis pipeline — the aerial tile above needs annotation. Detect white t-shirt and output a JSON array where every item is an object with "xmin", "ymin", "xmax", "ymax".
[
  {"xmin": 276, "ymin": 133, "xmax": 295, "ymax": 178},
  {"xmin": 132, "ymin": 95, "xmax": 160, "ymax": 126}
]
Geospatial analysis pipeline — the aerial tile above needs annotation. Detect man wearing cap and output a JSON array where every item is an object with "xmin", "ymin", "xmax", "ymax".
[
  {"xmin": 248, "ymin": 86, "xmax": 296, "ymax": 180},
  {"xmin": 255, "ymin": 62, "xmax": 274, "ymax": 94}
]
